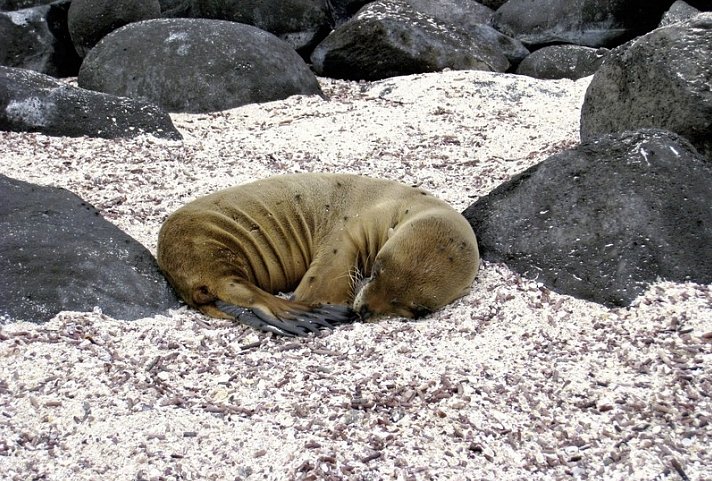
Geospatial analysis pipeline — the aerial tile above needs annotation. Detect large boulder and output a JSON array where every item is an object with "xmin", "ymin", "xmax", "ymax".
[
  {"xmin": 311, "ymin": 0, "xmax": 509, "ymax": 81},
  {"xmin": 492, "ymin": 0, "xmax": 674, "ymax": 48},
  {"xmin": 467, "ymin": 24, "xmax": 529, "ymax": 69},
  {"xmin": 68, "ymin": 0, "xmax": 160, "ymax": 57},
  {"xmin": 159, "ymin": 0, "xmax": 192, "ymax": 17},
  {"xmin": 402, "ymin": 0, "xmax": 529, "ymax": 68},
  {"xmin": 404, "ymin": 0, "xmax": 494, "ymax": 28},
  {"xmin": 0, "ymin": 175, "xmax": 181, "ymax": 324},
  {"xmin": 0, "ymin": 66, "xmax": 181, "ymax": 139},
  {"xmin": 0, "ymin": 1, "xmax": 81, "ymax": 76},
  {"xmin": 190, "ymin": 0, "xmax": 331, "ymax": 52},
  {"xmin": 516, "ymin": 45, "xmax": 608, "ymax": 80},
  {"xmin": 659, "ymin": 0, "xmax": 701, "ymax": 26},
  {"xmin": 0, "ymin": 0, "xmax": 53, "ymax": 9},
  {"xmin": 78, "ymin": 18, "xmax": 324, "ymax": 113},
  {"xmin": 463, "ymin": 129, "xmax": 712, "ymax": 307},
  {"xmin": 580, "ymin": 14, "xmax": 712, "ymax": 161},
  {"xmin": 326, "ymin": 0, "xmax": 372, "ymax": 26}
]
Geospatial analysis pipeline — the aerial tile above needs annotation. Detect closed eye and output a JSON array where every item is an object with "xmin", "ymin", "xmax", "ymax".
[{"xmin": 368, "ymin": 261, "xmax": 383, "ymax": 279}]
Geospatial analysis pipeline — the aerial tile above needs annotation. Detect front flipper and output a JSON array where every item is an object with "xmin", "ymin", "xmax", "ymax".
[
  {"xmin": 215, "ymin": 301, "xmax": 358, "ymax": 337},
  {"xmin": 214, "ymin": 301, "xmax": 314, "ymax": 336}
]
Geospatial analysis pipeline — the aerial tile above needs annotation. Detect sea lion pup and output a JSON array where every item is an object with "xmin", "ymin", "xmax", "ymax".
[{"xmin": 157, "ymin": 173, "xmax": 479, "ymax": 336}]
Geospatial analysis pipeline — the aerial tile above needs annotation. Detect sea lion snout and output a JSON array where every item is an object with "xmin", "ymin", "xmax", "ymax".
[
  {"xmin": 352, "ymin": 277, "xmax": 399, "ymax": 320},
  {"xmin": 353, "ymin": 275, "xmax": 432, "ymax": 320}
]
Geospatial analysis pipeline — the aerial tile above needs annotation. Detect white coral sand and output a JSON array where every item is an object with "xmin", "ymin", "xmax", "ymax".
[{"xmin": 0, "ymin": 70, "xmax": 710, "ymax": 481}]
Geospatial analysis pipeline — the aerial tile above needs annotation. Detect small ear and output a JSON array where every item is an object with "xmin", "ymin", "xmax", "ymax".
[{"xmin": 387, "ymin": 227, "xmax": 395, "ymax": 239}]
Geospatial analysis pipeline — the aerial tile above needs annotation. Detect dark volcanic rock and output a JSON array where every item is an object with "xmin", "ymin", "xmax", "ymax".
[
  {"xmin": 492, "ymin": 0, "xmax": 674, "ymax": 47},
  {"xmin": 0, "ymin": 1, "xmax": 81, "ymax": 77},
  {"xmin": 44, "ymin": 0, "xmax": 82, "ymax": 74},
  {"xmin": 468, "ymin": 24, "xmax": 529, "ymax": 69},
  {"xmin": 478, "ymin": 0, "xmax": 507, "ymax": 9},
  {"xmin": 190, "ymin": 0, "xmax": 331, "ymax": 52},
  {"xmin": 78, "ymin": 18, "xmax": 323, "ymax": 113},
  {"xmin": 0, "ymin": 66, "xmax": 181, "ymax": 139},
  {"xmin": 402, "ymin": 0, "xmax": 528, "ymax": 67},
  {"xmin": 159, "ymin": 0, "xmax": 191, "ymax": 17},
  {"xmin": 463, "ymin": 129, "xmax": 712, "ymax": 307},
  {"xmin": 311, "ymin": 0, "xmax": 509, "ymax": 81},
  {"xmin": 0, "ymin": 175, "xmax": 181, "ymax": 324},
  {"xmin": 404, "ymin": 0, "xmax": 494, "ymax": 28},
  {"xmin": 581, "ymin": 14, "xmax": 712, "ymax": 161},
  {"xmin": 326, "ymin": 0, "xmax": 372, "ymax": 26},
  {"xmin": 0, "ymin": 0, "xmax": 53, "ymax": 10},
  {"xmin": 660, "ymin": 1, "xmax": 701, "ymax": 26},
  {"xmin": 68, "ymin": 0, "xmax": 160, "ymax": 57},
  {"xmin": 516, "ymin": 45, "xmax": 608, "ymax": 80}
]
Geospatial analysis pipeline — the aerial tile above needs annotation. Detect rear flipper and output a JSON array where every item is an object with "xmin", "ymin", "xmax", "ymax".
[{"xmin": 214, "ymin": 300, "xmax": 358, "ymax": 337}]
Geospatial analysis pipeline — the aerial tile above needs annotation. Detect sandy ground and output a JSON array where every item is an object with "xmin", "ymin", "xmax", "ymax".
[{"xmin": 0, "ymin": 70, "xmax": 710, "ymax": 481}]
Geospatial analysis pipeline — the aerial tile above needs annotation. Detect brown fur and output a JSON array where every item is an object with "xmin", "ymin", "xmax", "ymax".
[{"xmin": 157, "ymin": 173, "xmax": 479, "ymax": 321}]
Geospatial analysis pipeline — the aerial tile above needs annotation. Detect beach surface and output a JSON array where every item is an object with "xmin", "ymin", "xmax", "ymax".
[{"xmin": 1, "ymin": 70, "xmax": 710, "ymax": 481}]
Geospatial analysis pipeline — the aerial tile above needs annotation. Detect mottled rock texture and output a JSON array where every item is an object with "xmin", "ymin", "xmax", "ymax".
[
  {"xmin": 312, "ymin": 0, "xmax": 508, "ymax": 80},
  {"xmin": 0, "ymin": 65, "xmax": 181, "ymax": 139},
  {"xmin": 0, "ymin": 175, "xmax": 180, "ymax": 323},
  {"xmin": 464, "ymin": 129, "xmax": 712, "ymax": 307},
  {"xmin": 516, "ymin": 45, "xmax": 608, "ymax": 80},
  {"xmin": 0, "ymin": 1, "xmax": 80, "ymax": 76},
  {"xmin": 78, "ymin": 18, "xmax": 323, "ymax": 113},
  {"xmin": 581, "ymin": 13, "xmax": 712, "ymax": 161},
  {"xmin": 68, "ymin": 0, "xmax": 160, "ymax": 57},
  {"xmin": 493, "ymin": 0, "xmax": 674, "ymax": 47}
]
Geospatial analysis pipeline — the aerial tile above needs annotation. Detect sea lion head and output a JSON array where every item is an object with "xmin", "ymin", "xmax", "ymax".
[{"xmin": 353, "ymin": 211, "xmax": 479, "ymax": 320}]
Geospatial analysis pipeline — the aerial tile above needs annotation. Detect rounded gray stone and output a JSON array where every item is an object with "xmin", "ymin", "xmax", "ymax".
[
  {"xmin": 68, "ymin": 0, "xmax": 160, "ymax": 57},
  {"xmin": 463, "ymin": 129, "xmax": 712, "ymax": 307},
  {"xmin": 581, "ymin": 14, "xmax": 712, "ymax": 161},
  {"xmin": 0, "ymin": 175, "xmax": 181, "ymax": 323},
  {"xmin": 78, "ymin": 18, "xmax": 324, "ymax": 113},
  {"xmin": 516, "ymin": 45, "xmax": 608, "ymax": 80}
]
